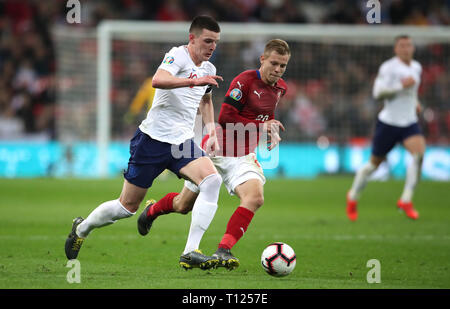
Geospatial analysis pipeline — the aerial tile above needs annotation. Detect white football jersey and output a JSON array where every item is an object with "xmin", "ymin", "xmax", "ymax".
[
  {"xmin": 372, "ymin": 56, "xmax": 422, "ymax": 127},
  {"xmin": 139, "ymin": 45, "xmax": 216, "ymax": 144}
]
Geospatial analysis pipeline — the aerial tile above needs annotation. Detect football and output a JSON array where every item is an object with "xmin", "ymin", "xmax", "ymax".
[{"xmin": 261, "ymin": 242, "xmax": 296, "ymax": 277}]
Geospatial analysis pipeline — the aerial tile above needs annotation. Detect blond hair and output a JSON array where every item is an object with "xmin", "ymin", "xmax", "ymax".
[{"xmin": 264, "ymin": 39, "xmax": 291, "ymax": 57}]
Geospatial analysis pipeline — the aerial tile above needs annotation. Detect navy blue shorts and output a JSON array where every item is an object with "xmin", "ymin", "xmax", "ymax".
[
  {"xmin": 123, "ymin": 129, "xmax": 205, "ymax": 188},
  {"xmin": 371, "ymin": 120, "xmax": 422, "ymax": 157}
]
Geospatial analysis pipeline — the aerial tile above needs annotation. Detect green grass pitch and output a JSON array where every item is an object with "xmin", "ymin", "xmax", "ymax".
[{"xmin": 0, "ymin": 176, "xmax": 449, "ymax": 289}]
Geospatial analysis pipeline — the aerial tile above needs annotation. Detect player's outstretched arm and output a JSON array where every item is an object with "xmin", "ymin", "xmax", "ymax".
[
  {"xmin": 152, "ymin": 69, "xmax": 223, "ymax": 89},
  {"xmin": 199, "ymin": 93, "xmax": 220, "ymax": 156},
  {"xmin": 262, "ymin": 119, "xmax": 285, "ymax": 133},
  {"xmin": 196, "ymin": 75, "xmax": 223, "ymax": 88},
  {"xmin": 263, "ymin": 119, "xmax": 285, "ymax": 151}
]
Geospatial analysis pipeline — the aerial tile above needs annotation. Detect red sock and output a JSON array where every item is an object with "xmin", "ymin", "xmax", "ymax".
[
  {"xmin": 147, "ymin": 193, "xmax": 178, "ymax": 219},
  {"xmin": 219, "ymin": 206, "xmax": 254, "ymax": 250}
]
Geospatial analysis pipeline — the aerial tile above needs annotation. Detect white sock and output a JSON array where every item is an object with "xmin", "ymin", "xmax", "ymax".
[
  {"xmin": 76, "ymin": 199, "xmax": 135, "ymax": 238},
  {"xmin": 400, "ymin": 153, "xmax": 423, "ymax": 202},
  {"xmin": 348, "ymin": 161, "xmax": 377, "ymax": 201},
  {"xmin": 183, "ymin": 173, "xmax": 222, "ymax": 255}
]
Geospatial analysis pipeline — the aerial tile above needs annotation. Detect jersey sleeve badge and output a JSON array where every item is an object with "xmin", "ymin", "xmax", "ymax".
[
  {"xmin": 163, "ymin": 56, "xmax": 175, "ymax": 64},
  {"xmin": 229, "ymin": 88, "xmax": 243, "ymax": 101}
]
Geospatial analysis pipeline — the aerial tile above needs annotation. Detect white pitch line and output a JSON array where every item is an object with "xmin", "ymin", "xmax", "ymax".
[{"xmin": 258, "ymin": 234, "xmax": 450, "ymax": 241}]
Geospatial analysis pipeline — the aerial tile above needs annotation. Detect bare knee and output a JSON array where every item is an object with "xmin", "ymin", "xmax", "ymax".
[
  {"xmin": 120, "ymin": 180, "xmax": 147, "ymax": 213},
  {"xmin": 255, "ymin": 195, "xmax": 264, "ymax": 209},
  {"xmin": 119, "ymin": 197, "xmax": 141, "ymax": 213},
  {"xmin": 370, "ymin": 155, "xmax": 384, "ymax": 168},
  {"xmin": 242, "ymin": 194, "xmax": 264, "ymax": 212}
]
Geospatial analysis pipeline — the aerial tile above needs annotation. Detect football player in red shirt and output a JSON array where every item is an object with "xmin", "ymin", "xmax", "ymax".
[{"xmin": 137, "ymin": 39, "xmax": 290, "ymax": 270}]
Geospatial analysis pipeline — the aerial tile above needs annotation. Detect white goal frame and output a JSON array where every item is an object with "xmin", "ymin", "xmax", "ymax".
[{"xmin": 96, "ymin": 21, "xmax": 450, "ymax": 177}]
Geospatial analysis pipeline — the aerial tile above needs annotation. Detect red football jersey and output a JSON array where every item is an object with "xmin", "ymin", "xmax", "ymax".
[{"xmin": 216, "ymin": 70, "xmax": 287, "ymax": 157}]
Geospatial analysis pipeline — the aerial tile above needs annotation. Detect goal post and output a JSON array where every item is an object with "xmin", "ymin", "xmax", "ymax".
[
  {"xmin": 97, "ymin": 23, "xmax": 112, "ymax": 178},
  {"xmin": 54, "ymin": 22, "xmax": 450, "ymax": 178}
]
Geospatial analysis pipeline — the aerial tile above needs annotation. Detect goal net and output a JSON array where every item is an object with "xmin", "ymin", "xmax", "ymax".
[{"xmin": 53, "ymin": 22, "xmax": 450, "ymax": 177}]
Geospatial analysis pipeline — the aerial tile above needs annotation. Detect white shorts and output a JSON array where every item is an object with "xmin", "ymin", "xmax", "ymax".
[{"xmin": 184, "ymin": 153, "xmax": 266, "ymax": 195}]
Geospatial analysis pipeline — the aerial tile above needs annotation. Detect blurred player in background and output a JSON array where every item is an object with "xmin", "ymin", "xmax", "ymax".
[
  {"xmin": 137, "ymin": 39, "xmax": 290, "ymax": 270},
  {"xmin": 346, "ymin": 35, "xmax": 425, "ymax": 221},
  {"xmin": 65, "ymin": 15, "xmax": 224, "ymax": 270},
  {"xmin": 124, "ymin": 76, "xmax": 155, "ymax": 123}
]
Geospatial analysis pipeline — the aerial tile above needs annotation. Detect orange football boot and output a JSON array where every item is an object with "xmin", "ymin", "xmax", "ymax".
[
  {"xmin": 346, "ymin": 193, "xmax": 358, "ymax": 221},
  {"xmin": 397, "ymin": 200, "xmax": 419, "ymax": 220}
]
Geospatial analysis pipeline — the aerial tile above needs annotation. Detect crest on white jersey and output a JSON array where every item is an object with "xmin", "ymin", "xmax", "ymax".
[{"xmin": 163, "ymin": 56, "xmax": 174, "ymax": 64}]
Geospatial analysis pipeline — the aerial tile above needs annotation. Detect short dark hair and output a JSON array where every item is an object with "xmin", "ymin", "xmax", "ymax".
[
  {"xmin": 189, "ymin": 15, "xmax": 220, "ymax": 35},
  {"xmin": 394, "ymin": 34, "xmax": 411, "ymax": 44}
]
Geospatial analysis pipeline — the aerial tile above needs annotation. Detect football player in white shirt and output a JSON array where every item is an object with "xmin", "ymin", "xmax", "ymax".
[
  {"xmin": 65, "ymin": 16, "xmax": 224, "ymax": 269},
  {"xmin": 347, "ymin": 35, "xmax": 425, "ymax": 221}
]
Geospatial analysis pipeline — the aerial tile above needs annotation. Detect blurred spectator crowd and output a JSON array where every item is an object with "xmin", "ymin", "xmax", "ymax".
[{"xmin": 1, "ymin": 0, "xmax": 450, "ymax": 144}]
